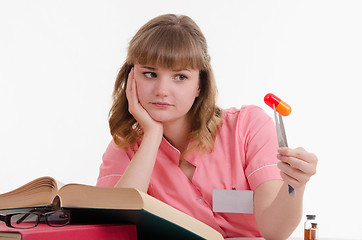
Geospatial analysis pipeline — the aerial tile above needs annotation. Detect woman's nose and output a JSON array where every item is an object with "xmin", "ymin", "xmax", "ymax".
[{"xmin": 154, "ymin": 77, "xmax": 170, "ymax": 97}]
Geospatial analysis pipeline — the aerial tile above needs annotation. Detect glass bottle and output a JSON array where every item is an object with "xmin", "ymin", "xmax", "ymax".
[
  {"xmin": 310, "ymin": 223, "xmax": 318, "ymax": 240},
  {"xmin": 304, "ymin": 215, "xmax": 316, "ymax": 240}
]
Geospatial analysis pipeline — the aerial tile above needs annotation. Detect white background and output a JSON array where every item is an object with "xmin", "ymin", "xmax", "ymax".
[{"xmin": 1, "ymin": 0, "xmax": 361, "ymax": 238}]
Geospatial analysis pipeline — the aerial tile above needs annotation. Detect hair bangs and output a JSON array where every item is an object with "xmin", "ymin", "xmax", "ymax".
[{"xmin": 128, "ymin": 26, "xmax": 206, "ymax": 70}]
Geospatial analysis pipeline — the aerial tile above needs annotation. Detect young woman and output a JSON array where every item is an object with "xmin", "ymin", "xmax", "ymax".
[{"xmin": 96, "ymin": 14, "xmax": 318, "ymax": 239}]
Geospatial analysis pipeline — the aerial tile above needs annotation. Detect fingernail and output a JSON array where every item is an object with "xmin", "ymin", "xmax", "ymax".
[{"xmin": 278, "ymin": 147, "xmax": 287, "ymax": 153}]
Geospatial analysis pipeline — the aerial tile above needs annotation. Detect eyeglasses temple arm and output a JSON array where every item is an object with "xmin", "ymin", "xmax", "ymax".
[{"xmin": 15, "ymin": 209, "xmax": 38, "ymax": 224}]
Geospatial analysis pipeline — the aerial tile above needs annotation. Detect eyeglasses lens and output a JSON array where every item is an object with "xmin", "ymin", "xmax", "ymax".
[
  {"xmin": 9, "ymin": 213, "xmax": 39, "ymax": 229},
  {"xmin": 46, "ymin": 211, "xmax": 70, "ymax": 227}
]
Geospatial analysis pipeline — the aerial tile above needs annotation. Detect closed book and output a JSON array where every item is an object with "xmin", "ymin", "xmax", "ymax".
[
  {"xmin": 0, "ymin": 223, "xmax": 137, "ymax": 240},
  {"xmin": 0, "ymin": 176, "xmax": 224, "ymax": 240}
]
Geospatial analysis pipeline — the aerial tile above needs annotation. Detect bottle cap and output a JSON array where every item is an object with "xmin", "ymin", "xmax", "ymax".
[
  {"xmin": 312, "ymin": 223, "xmax": 318, "ymax": 228},
  {"xmin": 306, "ymin": 215, "xmax": 316, "ymax": 219}
]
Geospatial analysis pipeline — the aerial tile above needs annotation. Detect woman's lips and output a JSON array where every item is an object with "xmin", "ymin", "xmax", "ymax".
[{"xmin": 151, "ymin": 102, "xmax": 172, "ymax": 108}]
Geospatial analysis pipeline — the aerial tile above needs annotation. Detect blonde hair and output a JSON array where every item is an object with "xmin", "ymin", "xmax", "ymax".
[{"xmin": 109, "ymin": 14, "xmax": 222, "ymax": 155}]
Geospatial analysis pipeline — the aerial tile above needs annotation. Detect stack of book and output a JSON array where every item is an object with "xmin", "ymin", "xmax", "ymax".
[
  {"xmin": 0, "ymin": 223, "xmax": 136, "ymax": 240},
  {"xmin": 0, "ymin": 176, "xmax": 224, "ymax": 240}
]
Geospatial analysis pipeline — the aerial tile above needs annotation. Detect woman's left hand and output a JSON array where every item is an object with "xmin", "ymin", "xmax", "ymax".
[{"xmin": 277, "ymin": 147, "xmax": 318, "ymax": 189}]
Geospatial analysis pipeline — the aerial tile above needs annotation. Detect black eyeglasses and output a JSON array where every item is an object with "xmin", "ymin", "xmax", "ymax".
[{"xmin": 0, "ymin": 208, "xmax": 71, "ymax": 229}]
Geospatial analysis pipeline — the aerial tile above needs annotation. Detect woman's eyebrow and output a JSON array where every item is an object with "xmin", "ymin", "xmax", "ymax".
[
  {"xmin": 140, "ymin": 65, "xmax": 191, "ymax": 73},
  {"xmin": 141, "ymin": 65, "xmax": 157, "ymax": 70},
  {"xmin": 173, "ymin": 68, "xmax": 191, "ymax": 73}
]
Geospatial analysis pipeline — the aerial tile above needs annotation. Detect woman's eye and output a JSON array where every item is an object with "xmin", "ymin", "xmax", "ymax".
[
  {"xmin": 175, "ymin": 75, "xmax": 187, "ymax": 81},
  {"xmin": 144, "ymin": 72, "xmax": 157, "ymax": 78}
]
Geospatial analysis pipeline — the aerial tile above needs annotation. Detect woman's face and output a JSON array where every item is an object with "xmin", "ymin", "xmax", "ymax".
[{"xmin": 133, "ymin": 64, "xmax": 200, "ymax": 125}]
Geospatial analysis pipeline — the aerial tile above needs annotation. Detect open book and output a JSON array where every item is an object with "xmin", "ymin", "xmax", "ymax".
[{"xmin": 0, "ymin": 176, "xmax": 223, "ymax": 240}]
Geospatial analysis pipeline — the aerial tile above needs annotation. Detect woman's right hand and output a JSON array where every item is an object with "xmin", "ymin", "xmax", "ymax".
[
  {"xmin": 114, "ymin": 68, "xmax": 163, "ymax": 192},
  {"xmin": 126, "ymin": 68, "xmax": 163, "ymax": 137}
]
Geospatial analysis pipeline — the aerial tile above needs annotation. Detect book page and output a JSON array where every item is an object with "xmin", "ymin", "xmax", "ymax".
[
  {"xmin": 0, "ymin": 176, "xmax": 58, "ymax": 209},
  {"xmin": 55, "ymin": 179, "xmax": 65, "ymax": 190},
  {"xmin": 0, "ymin": 232, "xmax": 21, "ymax": 239}
]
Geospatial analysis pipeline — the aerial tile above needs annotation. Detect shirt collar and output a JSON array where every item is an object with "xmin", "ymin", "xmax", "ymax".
[{"xmin": 160, "ymin": 137, "xmax": 201, "ymax": 166}]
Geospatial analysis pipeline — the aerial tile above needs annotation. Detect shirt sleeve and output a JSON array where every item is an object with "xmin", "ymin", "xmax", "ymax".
[
  {"xmin": 239, "ymin": 106, "xmax": 283, "ymax": 190},
  {"xmin": 96, "ymin": 140, "xmax": 133, "ymax": 187}
]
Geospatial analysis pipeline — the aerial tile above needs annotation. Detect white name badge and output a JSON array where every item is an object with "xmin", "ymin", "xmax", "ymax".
[{"xmin": 212, "ymin": 189, "xmax": 254, "ymax": 214}]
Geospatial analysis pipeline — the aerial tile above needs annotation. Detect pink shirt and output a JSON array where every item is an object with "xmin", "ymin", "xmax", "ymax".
[{"xmin": 96, "ymin": 105, "xmax": 282, "ymax": 238}]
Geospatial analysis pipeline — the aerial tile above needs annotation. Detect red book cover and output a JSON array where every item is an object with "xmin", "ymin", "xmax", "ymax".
[{"xmin": 0, "ymin": 223, "xmax": 137, "ymax": 240}]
